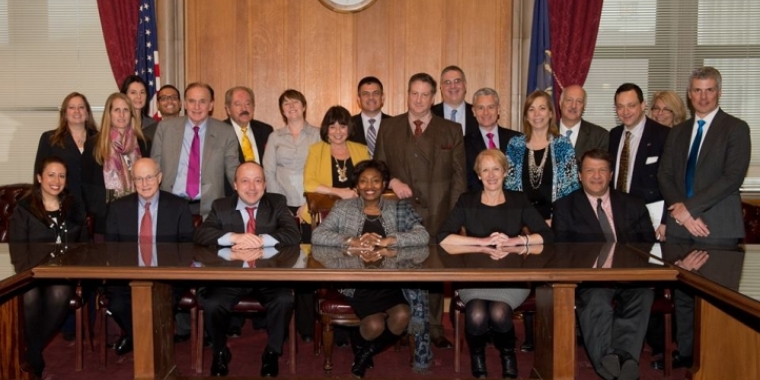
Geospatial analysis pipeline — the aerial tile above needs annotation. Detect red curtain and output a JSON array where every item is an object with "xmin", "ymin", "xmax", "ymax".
[
  {"xmin": 97, "ymin": 0, "xmax": 139, "ymax": 88},
  {"xmin": 549, "ymin": 0, "xmax": 604, "ymax": 102}
]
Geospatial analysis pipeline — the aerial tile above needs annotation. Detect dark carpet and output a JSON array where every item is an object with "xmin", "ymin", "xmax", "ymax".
[{"xmin": 41, "ymin": 314, "xmax": 686, "ymax": 379}]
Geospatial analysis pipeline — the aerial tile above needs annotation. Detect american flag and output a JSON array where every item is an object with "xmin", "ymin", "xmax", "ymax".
[{"xmin": 135, "ymin": 0, "xmax": 160, "ymax": 119}]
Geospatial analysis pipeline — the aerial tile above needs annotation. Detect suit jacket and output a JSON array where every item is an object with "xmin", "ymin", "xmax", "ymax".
[
  {"xmin": 81, "ymin": 136, "xmax": 150, "ymax": 234},
  {"xmin": 221, "ymin": 118, "xmax": 274, "ymax": 164},
  {"xmin": 464, "ymin": 125, "xmax": 522, "ymax": 191},
  {"xmin": 104, "ymin": 190, "xmax": 195, "ymax": 242},
  {"xmin": 572, "ymin": 119, "xmax": 609, "ymax": 158},
  {"xmin": 9, "ymin": 195, "xmax": 89, "ymax": 244},
  {"xmin": 150, "ymin": 116, "xmax": 239, "ymax": 217},
  {"xmin": 609, "ymin": 117, "xmax": 669, "ymax": 204},
  {"xmin": 373, "ymin": 113, "xmax": 467, "ymax": 237},
  {"xmin": 658, "ymin": 109, "xmax": 751, "ymax": 240},
  {"xmin": 193, "ymin": 193, "xmax": 301, "ymax": 247},
  {"xmin": 432, "ymin": 102, "xmax": 479, "ymax": 137},
  {"xmin": 349, "ymin": 113, "xmax": 391, "ymax": 146},
  {"xmin": 34, "ymin": 129, "xmax": 97, "ymax": 199},
  {"xmin": 301, "ymin": 140, "xmax": 370, "ymax": 223},
  {"xmin": 552, "ymin": 189, "xmax": 656, "ymax": 243}
]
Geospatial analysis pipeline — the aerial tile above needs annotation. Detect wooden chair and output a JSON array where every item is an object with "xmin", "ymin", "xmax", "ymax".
[{"xmin": 0, "ymin": 183, "xmax": 93, "ymax": 372}]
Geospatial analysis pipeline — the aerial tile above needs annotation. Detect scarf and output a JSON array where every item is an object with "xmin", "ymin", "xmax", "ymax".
[
  {"xmin": 402, "ymin": 288, "xmax": 432, "ymax": 373},
  {"xmin": 103, "ymin": 126, "xmax": 141, "ymax": 198}
]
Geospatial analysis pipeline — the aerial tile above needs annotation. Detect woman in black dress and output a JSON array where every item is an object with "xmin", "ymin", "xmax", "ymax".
[
  {"xmin": 34, "ymin": 92, "xmax": 98, "ymax": 199},
  {"xmin": 10, "ymin": 156, "xmax": 88, "ymax": 378},
  {"xmin": 120, "ymin": 74, "xmax": 157, "ymax": 132},
  {"xmin": 438, "ymin": 149, "xmax": 553, "ymax": 379}
]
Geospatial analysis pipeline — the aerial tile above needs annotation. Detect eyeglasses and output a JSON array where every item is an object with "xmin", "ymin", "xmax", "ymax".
[
  {"xmin": 133, "ymin": 174, "xmax": 159, "ymax": 183},
  {"xmin": 158, "ymin": 95, "xmax": 179, "ymax": 102},
  {"xmin": 651, "ymin": 107, "xmax": 674, "ymax": 114}
]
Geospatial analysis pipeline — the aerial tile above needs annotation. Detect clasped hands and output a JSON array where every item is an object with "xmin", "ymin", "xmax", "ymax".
[
  {"xmin": 480, "ymin": 232, "xmax": 526, "ymax": 248},
  {"xmin": 669, "ymin": 202, "xmax": 710, "ymax": 238},
  {"xmin": 230, "ymin": 232, "xmax": 265, "ymax": 250},
  {"xmin": 348, "ymin": 232, "xmax": 397, "ymax": 249}
]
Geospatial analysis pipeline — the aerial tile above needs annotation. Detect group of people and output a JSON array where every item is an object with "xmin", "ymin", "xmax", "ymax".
[{"xmin": 10, "ymin": 63, "xmax": 750, "ymax": 380}]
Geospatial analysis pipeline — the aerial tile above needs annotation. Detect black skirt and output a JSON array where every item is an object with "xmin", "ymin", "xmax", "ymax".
[{"xmin": 346, "ymin": 287, "xmax": 408, "ymax": 319}]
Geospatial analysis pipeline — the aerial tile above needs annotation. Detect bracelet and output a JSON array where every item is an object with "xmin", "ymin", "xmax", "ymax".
[
  {"xmin": 525, "ymin": 234, "xmax": 531, "ymax": 246},
  {"xmin": 518, "ymin": 235, "xmax": 528, "ymax": 246}
]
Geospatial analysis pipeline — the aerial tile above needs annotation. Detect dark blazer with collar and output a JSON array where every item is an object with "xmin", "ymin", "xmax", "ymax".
[
  {"xmin": 150, "ymin": 116, "xmax": 239, "ymax": 217},
  {"xmin": 34, "ymin": 129, "xmax": 98, "ymax": 199},
  {"xmin": 221, "ymin": 118, "xmax": 274, "ymax": 164},
  {"xmin": 571, "ymin": 119, "xmax": 609, "ymax": 158},
  {"xmin": 373, "ymin": 113, "xmax": 467, "ymax": 237},
  {"xmin": 464, "ymin": 126, "xmax": 522, "ymax": 191},
  {"xmin": 658, "ymin": 109, "xmax": 751, "ymax": 240},
  {"xmin": 349, "ymin": 113, "xmax": 391, "ymax": 146},
  {"xmin": 609, "ymin": 117, "xmax": 669, "ymax": 204},
  {"xmin": 552, "ymin": 189, "xmax": 656, "ymax": 243},
  {"xmin": 104, "ymin": 190, "xmax": 195, "ymax": 242},
  {"xmin": 193, "ymin": 192, "xmax": 301, "ymax": 247},
  {"xmin": 432, "ymin": 102, "xmax": 479, "ymax": 137}
]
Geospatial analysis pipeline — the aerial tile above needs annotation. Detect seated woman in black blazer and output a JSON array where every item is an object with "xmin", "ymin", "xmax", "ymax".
[
  {"xmin": 10, "ymin": 156, "xmax": 88, "ymax": 378},
  {"xmin": 437, "ymin": 149, "xmax": 553, "ymax": 379}
]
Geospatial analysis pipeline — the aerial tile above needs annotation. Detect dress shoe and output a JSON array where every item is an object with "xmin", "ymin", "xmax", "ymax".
[
  {"xmin": 260, "ymin": 347, "xmax": 279, "ymax": 377},
  {"xmin": 431, "ymin": 335, "xmax": 453, "ymax": 349},
  {"xmin": 114, "ymin": 336, "xmax": 133, "ymax": 356},
  {"xmin": 492, "ymin": 331, "xmax": 518, "ymax": 379},
  {"xmin": 174, "ymin": 333, "xmax": 191, "ymax": 343},
  {"xmin": 520, "ymin": 342, "xmax": 535, "ymax": 352},
  {"xmin": 226, "ymin": 327, "xmax": 242, "ymax": 338},
  {"xmin": 210, "ymin": 346, "xmax": 232, "ymax": 377},
  {"xmin": 466, "ymin": 333, "xmax": 488, "ymax": 379},
  {"xmin": 652, "ymin": 350, "xmax": 693, "ymax": 370},
  {"xmin": 300, "ymin": 334, "xmax": 313, "ymax": 343},
  {"xmin": 618, "ymin": 358, "xmax": 640, "ymax": 380},
  {"xmin": 352, "ymin": 329, "xmax": 400, "ymax": 378},
  {"xmin": 600, "ymin": 353, "xmax": 622, "ymax": 378}
]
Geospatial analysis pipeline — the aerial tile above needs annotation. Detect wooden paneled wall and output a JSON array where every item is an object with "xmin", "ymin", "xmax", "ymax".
[{"xmin": 186, "ymin": 0, "xmax": 513, "ymax": 129}]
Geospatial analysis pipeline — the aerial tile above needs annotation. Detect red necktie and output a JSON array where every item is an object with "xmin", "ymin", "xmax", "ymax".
[
  {"xmin": 246, "ymin": 207, "xmax": 257, "ymax": 268},
  {"xmin": 486, "ymin": 132, "xmax": 496, "ymax": 149},
  {"xmin": 413, "ymin": 120, "xmax": 423, "ymax": 137},
  {"xmin": 186, "ymin": 126, "xmax": 201, "ymax": 199},
  {"xmin": 139, "ymin": 202, "xmax": 153, "ymax": 266}
]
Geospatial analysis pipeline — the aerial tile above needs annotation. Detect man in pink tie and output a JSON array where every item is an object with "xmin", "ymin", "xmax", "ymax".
[
  {"xmin": 464, "ymin": 88, "xmax": 522, "ymax": 192},
  {"xmin": 104, "ymin": 157, "xmax": 195, "ymax": 356},
  {"xmin": 194, "ymin": 162, "xmax": 300, "ymax": 377},
  {"xmin": 150, "ymin": 82, "xmax": 239, "ymax": 218}
]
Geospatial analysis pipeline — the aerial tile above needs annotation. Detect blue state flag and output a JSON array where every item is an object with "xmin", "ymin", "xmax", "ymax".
[{"xmin": 527, "ymin": 0, "xmax": 553, "ymax": 96}]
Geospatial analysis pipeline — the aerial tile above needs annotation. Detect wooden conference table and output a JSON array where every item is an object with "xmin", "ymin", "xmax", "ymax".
[{"xmin": 0, "ymin": 242, "xmax": 757, "ymax": 379}]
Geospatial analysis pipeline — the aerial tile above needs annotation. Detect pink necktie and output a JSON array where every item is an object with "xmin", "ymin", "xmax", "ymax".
[
  {"xmin": 486, "ymin": 132, "xmax": 496, "ymax": 149},
  {"xmin": 246, "ymin": 207, "xmax": 257, "ymax": 268},
  {"xmin": 186, "ymin": 126, "xmax": 200, "ymax": 199},
  {"xmin": 139, "ymin": 202, "xmax": 153, "ymax": 266}
]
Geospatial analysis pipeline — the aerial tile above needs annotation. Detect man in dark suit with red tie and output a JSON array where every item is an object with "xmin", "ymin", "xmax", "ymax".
[
  {"xmin": 104, "ymin": 157, "xmax": 195, "ymax": 356},
  {"xmin": 349, "ymin": 76, "xmax": 391, "ymax": 157},
  {"xmin": 464, "ymin": 87, "xmax": 522, "ymax": 191},
  {"xmin": 432, "ymin": 65, "xmax": 479, "ymax": 137},
  {"xmin": 553, "ymin": 149, "xmax": 655, "ymax": 380},
  {"xmin": 194, "ymin": 162, "xmax": 300, "ymax": 377}
]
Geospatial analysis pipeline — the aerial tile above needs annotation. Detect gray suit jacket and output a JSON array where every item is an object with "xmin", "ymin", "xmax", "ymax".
[
  {"xmin": 150, "ymin": 116, "xmax": 239, "ymax": 217},
  {"xmin": 572, "ymin": 119, "xmax": 609, "ymax": 157},
  {"xmin": 658, "ymin": 109, "xmax": 751, "ymax": 240}
]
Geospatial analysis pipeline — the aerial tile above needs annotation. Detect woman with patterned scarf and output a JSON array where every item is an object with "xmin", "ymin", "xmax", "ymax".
[{"xmin": 82, "ymin": 92, "xmax": 148, "ymax": 239}]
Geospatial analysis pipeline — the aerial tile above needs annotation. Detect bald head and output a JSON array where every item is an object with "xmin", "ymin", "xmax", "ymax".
[
  {"xmin": 132, "ymin": 158, "xmax": 162, "ymax": 200},
  {"xmin": 560, "ymin": 85, "xmax": 587, "ymax": 125},
  {"xmin": 234, "ymin": 162, "xmax": 267, "ymax": 206}
]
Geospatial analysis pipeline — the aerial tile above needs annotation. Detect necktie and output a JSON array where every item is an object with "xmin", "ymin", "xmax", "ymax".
[
  {"xmin": 597, "ymin": 198, "xmax": 616, "ymax": 242},
  {"xmin": 366, "ymin": 119, "xmax": 377, "ymax": 157},
  {"xmin": 240, "ymin": 126, "xmax": 257, "ymax": 163},
  {"xmin": 186, "ymin": 126, "xmax": 201, "ymax": 199},
  {"xmin": 139, "ymin": 202, "xmax": 153, "ymax": 266},
  {"xmin": 245, "ymin": 207, "xmax": 257, "ymax": 268},
  {"xmin": 616, "ymin": 131, "xmax": 631, "ymax": 193},
  {"xmin": 413, "ymin": 120, "xmax": 423, "ymax": 137},
  {"xmin": 596, "ymin": 243, "xmax": 615, "ymax": 268},
  {"xmin": 449, "ymin": 109, "xmax": 458, "ymax": 122},
  {"xmin": 685, "ymin": 120, "xmax": 706, "ymax": 198},
  {"xmin": 566, "ymin": 129, "xmax": 573, "ymax": 138},
  {"xmin": 486, "ymin": 132, "xmax": 496, "ymax": 149}
]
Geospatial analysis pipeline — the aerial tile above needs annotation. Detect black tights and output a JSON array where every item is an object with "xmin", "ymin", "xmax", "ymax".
[
  {"xmin": 465, "ymin": 299, "xmax": 514, "ymax": 336},
  {"xmin": 359, "ymin": 303, "xmax": 410, "ymax": 340},
  {"xmin": 23, "ymin": 283, "xmax": 74, "ymax": 375}
]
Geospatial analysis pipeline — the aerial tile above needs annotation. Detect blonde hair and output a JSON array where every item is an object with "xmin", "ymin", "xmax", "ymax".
[
  {"xmin": 650, "ymin": 90, "xmax": 688, "ymax": 126},
  {"xmin": 474, "ymin": 149, "xmax": 509, "ymax": 175},
  {"xmin": 522, "ymin": 90, "xmax": 559, "ymax": 140},
  {"xmin": 94, "ymin": 93, "xmax": 145, "ymax": 165}
]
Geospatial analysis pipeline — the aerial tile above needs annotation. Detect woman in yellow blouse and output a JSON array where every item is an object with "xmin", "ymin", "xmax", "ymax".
[{"xmin": 302, "ymin": 106, "xmax": 370, "ymax": 229}]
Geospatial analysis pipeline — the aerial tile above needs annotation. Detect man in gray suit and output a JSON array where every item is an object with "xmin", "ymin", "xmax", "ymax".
[
  {"xmin": 559, "ymin": 84, "xmax": 609, "ymax": 157},
  {"xmin": 656, "ymin": 66, "xmax": 751, "ymax": 369},
  {"xmin": 150, "ymin": 82, "xmax": 239, "ymax": 217},
  {"xmin": 374, "ymin": 72, "xmax": 467, "ymax": 349}
]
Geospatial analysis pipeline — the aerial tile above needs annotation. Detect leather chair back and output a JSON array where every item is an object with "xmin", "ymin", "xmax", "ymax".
[{"xmin": 0, "ymin": 183, "xmax": 32, "ymax": 242}]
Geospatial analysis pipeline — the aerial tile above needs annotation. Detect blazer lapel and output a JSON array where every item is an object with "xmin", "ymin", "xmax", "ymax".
[
  {"xmin": 695, "ymin": 110, "xmax": 724, "ymax": 169},
  {"xmin": 202, "ymin": 121, "xmax": 217, "ymax": 175},
  {"xmin": 576, "ymin": 193, "xmax": 605, "ymax": 237},
  {"xmin": 609, "ymin": 192, "xmax": 628, "ymax": 242},
  {"xmin": 633, "ymin": 121, "xmax": 653, "ymax": 175}
]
